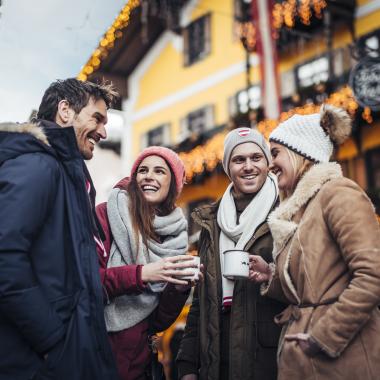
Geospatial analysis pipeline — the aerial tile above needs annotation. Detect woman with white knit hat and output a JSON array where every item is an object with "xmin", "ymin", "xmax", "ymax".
[{"xmin": 250, "ymin": 105, "xmax": 380, "ymax": 380}]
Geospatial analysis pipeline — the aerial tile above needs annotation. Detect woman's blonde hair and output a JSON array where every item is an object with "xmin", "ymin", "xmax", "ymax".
[{"xmin": 279, "ymin": 147, "xmax": 314, "ymax": 200}]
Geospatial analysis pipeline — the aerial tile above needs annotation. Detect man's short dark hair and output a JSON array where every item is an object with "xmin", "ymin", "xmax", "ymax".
[{"xmin": 36, "ymin": 78, "xmax": 118, "ymax": 121}]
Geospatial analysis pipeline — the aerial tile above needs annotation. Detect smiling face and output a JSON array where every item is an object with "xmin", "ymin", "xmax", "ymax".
[
  {"xmin": 270, "ymin": 142, "xmax": 297, "ymax": 192},
  {"xmin": 136, "ymin": 155, "xmax": 172, "ymax": 206},
  {"xmin": 228, "ymin": 142, "xmax": 268, "ymax": 196},
  {"xmin": 68, "ymin": 97, "xmax": 108, "ymax": 160}
]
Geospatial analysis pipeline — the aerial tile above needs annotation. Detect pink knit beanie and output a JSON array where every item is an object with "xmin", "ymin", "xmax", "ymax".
[{"xmin": 130, "ymin": 146, "xmax": 186, "ymax": 195}]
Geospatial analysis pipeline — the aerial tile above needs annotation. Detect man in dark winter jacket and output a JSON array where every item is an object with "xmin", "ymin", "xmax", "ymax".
[
  {"xmin": 0, "ymin": 78, "xmax": 120, "ymax": 380},
  {"xmin": 177, "ymin": 127, "xmax": 285, "ymax": 380}
]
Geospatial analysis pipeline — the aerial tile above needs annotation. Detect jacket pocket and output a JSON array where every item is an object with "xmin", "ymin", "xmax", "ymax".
[
  {"xmin": 50, "ymin": 294, "xmax": 75, "ymax": 324},
  {"xmin": 31, "ymin": 292, "xmax": 81, "ymax": 379}
]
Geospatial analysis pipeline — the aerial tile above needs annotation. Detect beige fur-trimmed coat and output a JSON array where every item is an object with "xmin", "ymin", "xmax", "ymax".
[{"xmin": 264, "ymin": 162, "xmax": 380, "ymax": 380}]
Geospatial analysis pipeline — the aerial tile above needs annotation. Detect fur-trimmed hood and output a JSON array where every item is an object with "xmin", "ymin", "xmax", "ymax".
[
  {"xmin": 0, "ymin": 122, "xmax": 49, "ymax": 145},
  {"xmin": 268, "ymin": 162, "xmax": 343, "ymax": 260},
  {"xmin": 0, "ymin": 122, "xmax": 52, "ymax": 166},
  {"xmin": 0, "ymin": 120, "xmax": 87, "ymax": 168},
  {"xmin": 0, "ymin": 123, "xmax": 55, "ymax": 165},
  {"xmin": 1, "ymin": 119, "xmax": 84, "ymax": 176}
]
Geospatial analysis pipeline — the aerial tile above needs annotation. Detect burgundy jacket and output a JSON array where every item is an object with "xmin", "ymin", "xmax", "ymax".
[{"xmin": 96, "ymin": 183, "xmax": 189, "ymax": 380}]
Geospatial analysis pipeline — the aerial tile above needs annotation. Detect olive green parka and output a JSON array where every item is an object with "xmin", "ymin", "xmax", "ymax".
[{"xmin": 177, "ymin": 201, "xmax": 285, "ymax": 380}]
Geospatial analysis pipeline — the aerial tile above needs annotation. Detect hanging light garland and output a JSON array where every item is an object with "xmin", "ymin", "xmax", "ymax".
[
  {"xmin": 273, "ymin": 0, "xmax": 327, "ymax": 30},
  {"xmin": 179, "ymin": 132, "xmax": 227, "ymax": 183},
  {"xmin": 76, "ymin": 0, "xmax": 363, "ymax": 183},
  {"xmin": 236, "ymin": 0, "xmax": 328, "ymax": 52},
  {"xmin": 181, "ymin": 86, "xmax": 372, "ymax": 183},
  {"xmin": 77, "ymin": 0, "xmax": 140, "ymax": 81},
  {"xmin": 80, "ymin": 0, "xmax": 329, "ymax": 81},
  {"xmin": 235, "ymin": 21, "xmax": 257, "ymax": 52},
  {"xmin": 257, "ymin": 86, "xmax": 364, "ymax": 139}
]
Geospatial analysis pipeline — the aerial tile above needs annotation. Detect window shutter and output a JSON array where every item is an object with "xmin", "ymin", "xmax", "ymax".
[
  {"xmin": 163, "ymin": 124, "xmax": 171, "ymax": 145},
  {"xmin": 204, "ymin": 14, "xmax": 211, "ymax": 56},
  {"xmin": 333, "ymin": 48, "xmax": 344, "ymax": 77},
  {"xmin": 281, "ymin": 70, "xmax": 296, "ymax": 98},
  {"xmin": 141, "ymin": 133, "xmax": 148, "ymax": 149},
  {"xmin": 183, "ymin": 26, "xmax": 189, "ymax": 66},
  {"xmin": 205, "ymin": 104, "xmax": 214, "ymax": 130},
  {"xmin": 228, "ymin": 95, "xmax": 238, "ymax": 117},
  {"xmin": 178, "ymin": 117, "xmax": 189, "ymax": 143}
]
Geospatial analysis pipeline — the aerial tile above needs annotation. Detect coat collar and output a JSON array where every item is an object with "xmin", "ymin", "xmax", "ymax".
[
  {"xmin": 0, "ymin": 122, "xmax": 50, "ymax": 146},
  {"xmin": 268, "ymin": 162, "xmax": 343, "ymax": 260}
]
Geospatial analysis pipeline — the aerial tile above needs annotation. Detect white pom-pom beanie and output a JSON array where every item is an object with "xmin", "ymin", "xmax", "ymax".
[{"xmin": 269, "ymin": 112, "xmax": 333, "ymax": 163}]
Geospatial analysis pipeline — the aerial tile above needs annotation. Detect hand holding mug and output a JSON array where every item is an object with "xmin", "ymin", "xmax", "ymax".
[
  {"xmin": 175, "ymin": 258, "xmax": 204, "ymax": 292},
  {"xmin": 248, "ymin": 255, "xmax": 272, "ymax": 283},
  {"xmin": 141, "ymin": 255, "xmax": 198, "ymax": 285}
]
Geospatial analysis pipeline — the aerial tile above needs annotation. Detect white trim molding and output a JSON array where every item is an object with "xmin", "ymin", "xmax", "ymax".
[
  {"xmin": 131, "ymin": 55, "xmax": 258, "ymax": 122},
  {"xmin": 356, "ymin": 0, "xmax": 380, "ymax": 18}
]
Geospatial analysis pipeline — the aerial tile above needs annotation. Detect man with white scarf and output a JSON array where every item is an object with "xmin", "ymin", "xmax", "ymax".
[{"xmin": 177, "ymin": 127, "xmax": 286, "ymax": 380}]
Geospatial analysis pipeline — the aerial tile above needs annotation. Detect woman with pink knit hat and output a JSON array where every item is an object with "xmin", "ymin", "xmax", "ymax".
[
  {"xmin": 95, "ymin": 146, "xmax": 200, "ymax": 380},
  {"xmin": 250, "ymin": 105, "xmax": 380, "ymax": 379}
]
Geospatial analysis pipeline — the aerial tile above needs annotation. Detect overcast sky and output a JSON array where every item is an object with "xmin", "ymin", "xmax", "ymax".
[{"xmin": 0, "ymin": 0, "xmax": 126, "ymax": 122}]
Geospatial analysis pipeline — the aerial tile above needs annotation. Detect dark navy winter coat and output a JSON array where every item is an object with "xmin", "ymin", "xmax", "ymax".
[{"xmin": 0, "ymin": 121, "xmax": 119, "ymax": 380}]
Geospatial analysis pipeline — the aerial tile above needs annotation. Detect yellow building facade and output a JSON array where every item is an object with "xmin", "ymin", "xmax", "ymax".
[
  {"xmin": 87, "ymin": 0, "xmax": 378, "ymax": 216},
  {"xmin": 80, "ymin": 1, "xmax": 380, "ymax": 376},
  {"xmin": 79, "ymin": 0, "xmax": 380, "ymax": 237}
]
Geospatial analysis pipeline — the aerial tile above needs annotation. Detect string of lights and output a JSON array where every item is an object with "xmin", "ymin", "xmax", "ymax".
[
  {"xmin": 273, "ymin": 0, "xmax": 327, "ymax": 30},
  {"xmin": 78, "ymin": 0, "xmax": 329, "ymax": 80},
  {"xmin": 181, "ymin": 86, "xmax": 372, "ymax": 183},
  {"xmin": 77, "ymin": 0, "xmax": 140, "ymax": 81},
  {"xmin": 76, "ymin": 1, "xmax": 365, "ymax": 183}
]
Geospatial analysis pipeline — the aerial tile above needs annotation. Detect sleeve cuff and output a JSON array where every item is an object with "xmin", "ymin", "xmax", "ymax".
[
  {"xmin": 309, "ymin": 331, "xmax": 341, "ymax": 358},
  {"xmin": 136, "ymin": 265, "xmax": 147, "ymax": 291}
]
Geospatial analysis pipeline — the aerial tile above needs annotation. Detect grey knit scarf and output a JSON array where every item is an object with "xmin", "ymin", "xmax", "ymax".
[{"xmin": 104, "ymin": 188, "xmax": 188, "ymax": 332}]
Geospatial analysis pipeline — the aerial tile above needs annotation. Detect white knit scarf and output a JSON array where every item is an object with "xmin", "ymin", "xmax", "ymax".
[
  {"xmin": 104, "ymin": 188, "xmax": 188, "ymax": 332},
  {"xmin": 217, "ymin": 173, "xmax": 278, "ymax": 306}
]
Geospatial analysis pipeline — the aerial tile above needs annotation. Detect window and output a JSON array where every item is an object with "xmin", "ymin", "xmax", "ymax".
[
  {"xmin": 333, "ymin": 46, "xmax": 353, "ymax": 78},
  {"xmin": 141, "ymin": 124, "xmax": 171, "ymax": 149},
  {"xmin": 179, "ymin": 105, "xmax": 214, "ymax": 142},
  {"xmin": 183, "ymin": 14, "xmax": 211, "ymax": 66},
  {"xmin": 358, "ymin": 29, "xmax": 380, "ymax": 57},
  {"xmin": 237, "ymin": 86, "xmax": 261, "ymax": 114},
  {"xmin": 234, "ymin": 0, "xmax": 252, "ymax": 23},
  {"xmin": 229, "ymin": 86, "xmax": 261, "ymax": 116},
  {"xmin": 296, "ymin": 56, "xmax": 329, "ymax": 88}
]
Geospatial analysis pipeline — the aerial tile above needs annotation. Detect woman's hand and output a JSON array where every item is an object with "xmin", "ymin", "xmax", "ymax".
[
  {"xmin": 284, "ymin": 333, "xmax": 322, "ymax": 357},
  {"xmin": 249, "ymin": 255, "xmax": 272, "ymax": 283},
  {"xmin": 175, "ymin": 264, "xmax": 205, "ymax": 292},
  {"xmin": 141, "ymin": 255, "xmax": 198, "ymax": 285}
]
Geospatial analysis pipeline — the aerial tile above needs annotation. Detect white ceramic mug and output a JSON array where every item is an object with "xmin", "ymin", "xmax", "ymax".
[
  {"xmin": 223, "ymin": 249, "xmax": 249, "ymax": 279},
  {"xmin": 177, "ymin": 256, "xmax": 201, "ymax": 281}
]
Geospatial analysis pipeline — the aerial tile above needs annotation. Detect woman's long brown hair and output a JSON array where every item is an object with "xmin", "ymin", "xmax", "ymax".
[{"xmin": 126, "ymin": 161, "xmax": 178, "ymax": 249}]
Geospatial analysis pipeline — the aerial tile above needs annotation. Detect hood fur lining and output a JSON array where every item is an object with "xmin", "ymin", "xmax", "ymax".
[
  {"xmin": 268, "ymin": 162, "xmax": 342, "ymax": 303},
  {"xmin": 0, "ymin": 122, "xmax": 50, "ymax": 146},
  {"xmin": 269, "ymin": 162, "xmax": 342, "ymax": 251}
]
